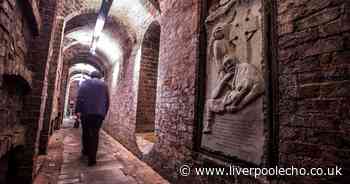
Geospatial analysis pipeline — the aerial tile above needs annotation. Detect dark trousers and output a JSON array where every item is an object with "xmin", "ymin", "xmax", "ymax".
[{"xmin": 81, "ymin": 114, "xmax": 104, "ymax": 163}]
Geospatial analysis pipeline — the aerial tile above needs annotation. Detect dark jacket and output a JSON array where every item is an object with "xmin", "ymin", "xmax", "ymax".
[{"xmin": 75, "ymin": 78, "xmax": 110, "ymax": 118}]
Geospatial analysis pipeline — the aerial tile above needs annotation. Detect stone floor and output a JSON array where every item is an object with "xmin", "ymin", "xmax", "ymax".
[
  {"xmin": 34, "ymin": 128, "xmax": 64, "ymax": 184},
  {"xmin": 34, "ymin": 120, "xmax": 169, "ymax": 184}
]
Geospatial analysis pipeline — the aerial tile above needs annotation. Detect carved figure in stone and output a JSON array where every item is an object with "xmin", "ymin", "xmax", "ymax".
[
  {"xmin": 209, "ymin": 23, "xmax": 236, "ymax": 79},
  {"xmin": 203, "ymin": 1, "xmax": 265, "ymax": 134},
  {"xmin": 203, "ymin": 56, "xmax": 264, "ymax": 134},
  {"xmin": 203, "ymin": 0, "xmax": 265, "ymax": 134}
]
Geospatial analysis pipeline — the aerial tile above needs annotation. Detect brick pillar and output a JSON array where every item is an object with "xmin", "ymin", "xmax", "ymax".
[
  {"xmin": 18, "ymin": 0, "xmax": 60, "ymax": 182},
  {"xmin": 57, "ymin": 62, "xmax": 70, "ymax": 129},
  {"xmin": 39, "ymin": 17, "xmax": 65, "ymax": 155}
]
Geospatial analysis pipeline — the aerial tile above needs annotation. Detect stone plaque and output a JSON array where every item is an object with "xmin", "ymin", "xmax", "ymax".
[{"xmin": 201, "ymin": 0, "xmax": 265, "ymax": 165}]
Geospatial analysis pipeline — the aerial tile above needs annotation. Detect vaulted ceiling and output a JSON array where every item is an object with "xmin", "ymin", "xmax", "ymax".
[{"xmin": 62, "ymin": 0, "xmax": 159, "ymax": 67}]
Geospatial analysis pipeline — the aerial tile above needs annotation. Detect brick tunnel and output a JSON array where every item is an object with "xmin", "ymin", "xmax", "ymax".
[{"xmin": 0, "ymin": 0, "xmax": 350, "ymax": 184}]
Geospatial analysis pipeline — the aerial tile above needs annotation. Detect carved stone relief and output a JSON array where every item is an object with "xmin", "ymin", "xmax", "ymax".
[{"xmin": 201, "ymin": 0, "xmax": 265, "ymax": 165}]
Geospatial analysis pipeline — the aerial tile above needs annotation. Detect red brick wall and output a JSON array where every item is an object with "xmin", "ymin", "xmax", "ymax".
[
  {"xmin": 0, "ymin": 0, "xmax": 58, "ymax": 182},
  {"xmin": 6, "ymin": 0, "xmax": 345, "ymax": 183},
  {"xmin": 0, "ymin": 77, "xmax": 26, "ymax": 163},
  {"xmin": 20, "ymin": 0, "xmax": 59, "ymax": 181},
  {"xmin": 277, "ymin": 0, "xmax": 350, "ymax": 183},
  {"xmin": 42, "ymin": 0, "xmax": 160, "ymax": 158},
  {"xmin": 0, "ymin": 0, "xmax": 32, "ymax": 157},
  {"xmin": 136, "ymin": 21, "xmax": 160, "ymax": 133},
  {"xmin": 99, "ymin": 14, "xmax": 155, "ymax": 157},
  {"xmin": 103, "ymin": 45, "xmax": 142, "ymax": 155},
  {"xmin": 0, "ymin": 0, "xmax": 34, "ymax": 175},
  {"xmin": 38, "ymin": 17, "xmax": 65, "ymax": 154},
  {"xmin": 141, "ymin": 1, "xmax": 350, "ymax": 183},
  {"xmin": 144, "ymin": 0, "xmax": 200, "ymax": 181}
]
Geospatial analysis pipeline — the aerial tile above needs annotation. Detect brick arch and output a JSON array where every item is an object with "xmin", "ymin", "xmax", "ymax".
[
  {"xmin": 63, "ymin": 12, "xmax": 136, "ymax": 43},
  {"xmin": 61, "ymin": 6, "xmax": 134, "ymax": 37},
  {"xmin": 63, "ymin": 42, "xmax": 110, "ymax": 75},
  {"xmin": 62, "ymin": 9, "xmax": 136, "ymax": 65},
  {"xmin": 58, "ymin": 5, "xmax": 142, "ymax": 122},
  {"xmin": 143, "ymin": 0, "xmax": 160, "ymax": 12},
  {"xmin": 64, "ymin": 11, "xmax": 99, "ymax": 34},
  {"xmin": 55, "ymin": 43, "xmax": 112, "ymax": 132},
  {"xmin": 62, "ymin": 8, "xmax": 136, "ymax": 44},
  {"xmin": 63, "ymin": 8, "xmax": 97, "ymax": 24},
  {"xmin": 60, "ymin": 0, "xmax": 160, "ymax": 23},
  {"xmin": 40, "ymin": 0, "xmax": 157, "ymax": 159},
  {"xmin": 62, "ymin": 47, "xmax": 110, "ymax": 105},
  {"xmin": 135, "ymin": 20, "xmax": 161, "ymax": 154},
  {"xmin": 39, "ymin": 0, "xmax": 154, "ymax": 157},
  {"xmin": 58, "ymin": 0, "xmax": 157, "ymax": 41},
  {"xmin": 69, "ymin": 69, "xmax": 93, "ymax": 79}
]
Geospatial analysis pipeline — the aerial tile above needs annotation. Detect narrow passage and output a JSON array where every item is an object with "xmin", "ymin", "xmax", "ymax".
[{"xmin": 35, "ymin": 120, "xmax": 169, "ymax": 184}]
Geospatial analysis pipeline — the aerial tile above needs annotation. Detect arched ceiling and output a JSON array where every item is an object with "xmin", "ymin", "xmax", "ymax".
[
  {"xmin": 65, "ymin": 25, "xmax": 124, "ymax": 65},
  {"xmin": 63, "ymin": 42, "xmax": 110, "ymax": 73},
  {"xmin": 62, "ymin": 0, "xmax": 158, "ymax": 67},
  {"xmin": 69, "ymin": 63, "xmax": 98, "ymax": 78},
  {"xmin": 74, "ymin": 0, "xmax": 157, "ymax": 37},
  {"xmin": 69, "ymin": 73, "xmax": 90, "ymax": 83}
]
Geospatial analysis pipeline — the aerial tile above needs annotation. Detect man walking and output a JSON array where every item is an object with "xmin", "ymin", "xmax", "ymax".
[{"xmin": 76, "ymin": 71, "xmax": 109, "ymax": 166}]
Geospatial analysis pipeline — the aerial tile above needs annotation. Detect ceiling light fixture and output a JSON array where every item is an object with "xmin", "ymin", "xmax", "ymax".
[{"xmin": 90, "ymin": 0, "xmax": 114, "ymax": 54}]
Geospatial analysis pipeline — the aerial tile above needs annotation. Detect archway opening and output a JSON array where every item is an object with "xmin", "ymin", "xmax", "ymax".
[
  {"xmin": 135, "ymin": 21, "xmax": 161, "ymax": 155},
  {"xmin": 0, "ymin": 74, "xmax": 29, "ymax": 182}
]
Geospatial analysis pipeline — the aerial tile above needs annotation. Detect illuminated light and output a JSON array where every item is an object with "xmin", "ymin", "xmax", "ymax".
[
  {"xmin": 70, "ymin": 63, "xmax": 98, "ymax": 72},
  {"xmin": 132, "ymin": 47, "xmax": 142, "ymax": 92},
  {"xmin": 90, "ymin": 38, "xmax": 98, "ymax": 54},
  {"xmin": 94, "ymin": 16, "xmax": 106, "ymax": 37},
  {"xmin": 90, "ymin": 16, "xmax": 104, "ymax": 54},
  {"xmin": 111, "ymin": 63, "xmax": 120, "ymax": 91},
  {"xmin": 90, "ymin": 0, "xmax": 114, "ymax": 54},
  {"xmin": 66, "ymin": 29, "xmax": 123, "ymax": 64}
]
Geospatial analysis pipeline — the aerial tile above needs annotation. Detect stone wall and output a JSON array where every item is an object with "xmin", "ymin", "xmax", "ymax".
[{"xmin": 277, "ymin": 0, "xmax": 350, "ymax": 183}]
